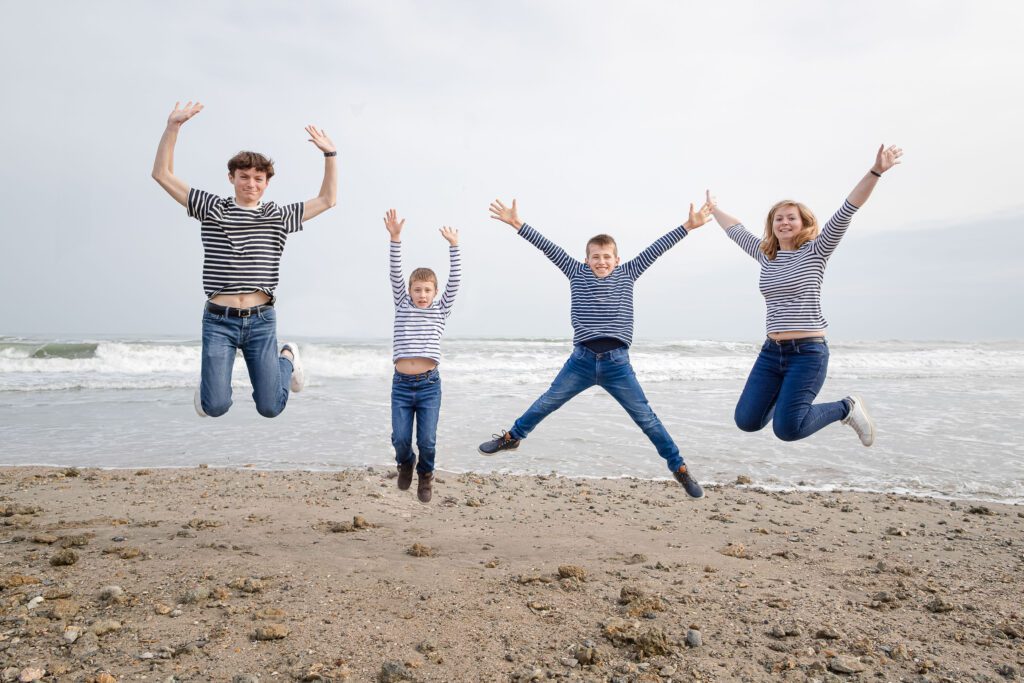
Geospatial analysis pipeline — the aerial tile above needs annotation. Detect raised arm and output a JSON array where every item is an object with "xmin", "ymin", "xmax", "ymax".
[
  {"xmin": 490, "ymin": 198, "xmax": 579, "ymax": 277},
  {"xmin": 151, "ymin": 101, "xmax": 203, "ymax": 206},
  {"xmin": 439, "ymin": 226, "xmax": 461, "ymax": 311},
  {"xmin": 385, "ymin": 209, "xmax": 406, "ymax": 306},
  {"xmin": 815, "ymin": 144, "xmax": 903, "ymax": 258},
  {"xmin": 709, "ymin": 190, "xmax": 764, "ymax": 262},
  {"xmin": 623, "ymin": 197, "xmax": 715, "ymax": 279},
  {"xmin": 302, "ymin": 125, "xmax": 338, "ymax": 221}
]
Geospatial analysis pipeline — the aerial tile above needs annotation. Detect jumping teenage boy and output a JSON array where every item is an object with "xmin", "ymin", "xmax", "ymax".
[
  {"xmin": 151, "ymin": 101, "xmax": 338, "ymax": 417},
  {"xmin": 385, "ymin": 209, "xmax": 461, "ymax": 503},
  {"xmin": 477, "ymin": 197, "xmax": 714, "ymax": 498}
]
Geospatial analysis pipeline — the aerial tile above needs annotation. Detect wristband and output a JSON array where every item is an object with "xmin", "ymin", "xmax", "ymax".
[
  {"xmin": 324, "ymin": 151, "xmax": 337, "ymax": 158},
  {"xmin": 870, "ymin": 170, "xmax": 882, "ymax": 178}
]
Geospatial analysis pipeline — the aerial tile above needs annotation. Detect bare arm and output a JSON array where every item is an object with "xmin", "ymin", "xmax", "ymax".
[
  {"xmin": 708, "ymin": 190, "xmax": 743, "ymax": 230},
  {"xmin": 151, "ymin": 101, "xmax": 203, "ymax": 207},
  {"xmin": 302, "ymin": 125, "xmax": 338, "ymax": 221},
  {"xmin": 384, "ymin": 209, "xmax": 406, "ymax": 306},
  {"xmin": 847, "ymin": 144, "xmax": 902, "ymax": 207},
  {"xmin": 439, "ymin": 227, "xmax": 461, "ymax": 311}
]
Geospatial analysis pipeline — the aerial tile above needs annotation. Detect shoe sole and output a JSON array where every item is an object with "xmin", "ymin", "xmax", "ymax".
[
  {"xmin": 194, "ymin": 387, "xmax": 207, "ymax": 418},
  {"xmin": 850, "ymin": 394, "xmax": 876, "ymax": 447},
  {"xmin": 478, "ymin": 445, "xmax": 519, "ymax": 456},
  {"xmin": 281, "ymin": 343, "xmax": 304, "ymax": 393}
]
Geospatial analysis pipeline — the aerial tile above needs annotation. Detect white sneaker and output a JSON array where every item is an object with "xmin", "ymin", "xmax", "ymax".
[
  {"xmin": 194, "ymin": 386, "xmax": 208, "ymax": 418},
  {"xmin": 841, "ymin": 394, "xmax": 875, "ymax": 446},
  {"xmin": 281, "ymin": 342, "xmax": 304, "ymax": 393}
]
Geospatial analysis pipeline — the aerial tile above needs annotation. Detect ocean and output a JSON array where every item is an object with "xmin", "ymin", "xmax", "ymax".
[{"xmin": 1, "ymin": 336, "xmax": 1022, "ymax": 504}]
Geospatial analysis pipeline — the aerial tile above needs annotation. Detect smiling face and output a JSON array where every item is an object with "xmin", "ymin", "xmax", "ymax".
[
  {"xmin": 771, "ymin": 204, "xmax": 804, "ymax": 247},
  {"xmin": 409, "ymin": 279, "xmax": 437, "ymax": 308},
  {"xmin": 228, "ymin": 167, "xmax": 269, "ymax": 207},
  {"xmin": 585, "ymin": 235, "xmax": 620, "ymax": 278}
]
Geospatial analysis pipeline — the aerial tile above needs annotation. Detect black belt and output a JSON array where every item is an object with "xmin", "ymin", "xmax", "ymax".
[
  {"xmin": 768, "ymin": 336, "xmax": 825, "ymax": 346},
  {"xmin": 205, "ymin": 301, "xmax": 274, "ymax": 318}
]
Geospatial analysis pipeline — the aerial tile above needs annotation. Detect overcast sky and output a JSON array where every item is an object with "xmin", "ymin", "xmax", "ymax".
[{"xmin": 2, "ymin": 1, "xmax": 1021, "ymax": 341}]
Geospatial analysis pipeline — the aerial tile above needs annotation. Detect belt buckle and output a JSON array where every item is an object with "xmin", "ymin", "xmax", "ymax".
[{"xmin": 239, "ymin": 307, "xmax": 252, "ymax": 318}]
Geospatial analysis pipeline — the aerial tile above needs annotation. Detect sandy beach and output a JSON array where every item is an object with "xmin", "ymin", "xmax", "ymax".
[{"xmin": 1, "ymin": 466, "xmax": 1022, "ymax": 682}]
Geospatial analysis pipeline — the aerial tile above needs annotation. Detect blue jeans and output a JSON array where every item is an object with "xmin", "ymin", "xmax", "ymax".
[
  {"xmin": 199, "ymin": 305, "xmax": 293, "ymax": 418},
  {"xmin": 734, "ymin": 338, "xmax": 849, "ymax": 441},
  {"xmin": 510, "ymin": 345, "xmax": 684, "ymax": 472},
  {"xmin": 391, "ymin": 368, "xmax": 442, "ymax": 474}
]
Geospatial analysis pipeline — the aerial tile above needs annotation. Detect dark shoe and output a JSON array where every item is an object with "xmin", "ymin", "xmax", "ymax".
[
  {"xmin": 478, "ymin": 430, "xmax": 520, "ymax": 456},
  {"xmin": 397, "ymin": 461, "xmax": 414, "ymax": 491},
  {"xmin": 417, "ymin": 472, "xmax": 433, "ymax": 504},
  {"xmin": 673, "ymin": 465, "xmax": 705, "ymax": 499}
]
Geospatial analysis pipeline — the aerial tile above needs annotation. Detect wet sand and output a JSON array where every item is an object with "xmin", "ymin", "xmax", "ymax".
[{"xmin": 1, "ymin": 466, "xmax": 1022, "ymax": 682}]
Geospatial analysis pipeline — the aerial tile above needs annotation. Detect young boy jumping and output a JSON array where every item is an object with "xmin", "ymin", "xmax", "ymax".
[
  {"xmin": 384, "ymin": 209, "xmax": 461, "ymax": 503},
  {"xmin": 151, "ymin": 101, "xmax": 338, "ymax": 417},
  {"xmin": 477, "ymin": 198, "xmax": 713, "ymax": 498}
]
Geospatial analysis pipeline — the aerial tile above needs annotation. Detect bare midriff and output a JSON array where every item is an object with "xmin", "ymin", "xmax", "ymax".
[
  {"xmin": 210, "ymin": 291, "xmax": 271, "ymax": 308},
  {"xmin": 768, "ymin": 329, "xmax": 827, "ymax": 341},
  {"xmin": 395, "ymin": 357, "xmax": 438, "ymax": 375}
]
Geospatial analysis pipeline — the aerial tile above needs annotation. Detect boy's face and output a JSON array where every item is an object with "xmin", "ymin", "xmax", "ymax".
[
  {"xmin": 586, "ymin": 244, "xmax": 620, "ymax": 278},
  {"xmin": 409, "ymin": 279, "xmax": 437, "ymax": 308},
  {"xmin": 228, "ymin": 167, "xmax": 269, "ymax": 205}
]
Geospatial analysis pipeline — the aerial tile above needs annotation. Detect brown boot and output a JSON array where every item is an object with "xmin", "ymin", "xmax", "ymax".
[
  {"xmin": 417, "ymin": 471, "xmax": 433, "ymax": 504},
  {"xmin": 397, "ymin": 461, "xmax": 414, "ymax": 491}
]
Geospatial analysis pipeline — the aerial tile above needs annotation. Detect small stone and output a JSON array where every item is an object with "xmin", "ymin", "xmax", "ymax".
[
  {"xmin": 99, "ymin": 585, "xmax": 125, "ymax": 603},
  {"xmin": 254, "ymin": 624, "xmax": 289, "ymax": 640},
  {"xmin": 352, "ymin": 515, "xmax": 373, "ymax": 529},
  {"xmin": 63, "ymin": 625, "xmax": 82, "ymax": 643},
  {"xmin": 154, "ymin": 602, "xmax": 173, "ymax": 615},
  {"xmin": 90, "ymin": 619, "xmax": 122, "ymax": 636},
  {"xmin": 182, "ymin": 586, "xmax": 210, "ymax": 604},
  {"xmin": 560, "ymin": 657, "xmax": 579, "ymax": 668},
  {"xmin": 32, "ymin": 534, "xmax": 58, "ymax": 545},
  {"xmin": 17, "ymin": 668, "xmax": 45, "ymax": 682},
  {"xmin": 829, "ymin": 656, "xmax": 867, "ymax": 674},
  {"xmin": 816, "ymin": 627, "xmax": 842, "ymax": 640},
  {"xmin": 59, "ymin": 534, "xmax": 90, "ymax": 548},
  {"xmin": 558, "ymin": 565, "xmax": 587, "ymax": 581},
  {"xmin": 92, "ymin": 675, "xmax": 117, "ymax": 683},
  {"xmin": 926, "ymin": 596, "xmax": 955, "ymax": 613},
  {"xmin": 26, "ymin": 596, "xmax": 44, "ymax": 609},
  {"xmin": 49, "ymin": 549, "xmax": 79, "ymax": 566},
  {"xmin": 378, "ymin": 661, "xmax": 413, "ymax": 682},
  {"xmin": 232, "ymin": 676, "xmax": 260, "ymax": 683},
  {"xmin": 407, "ymin": 543, "xmax": 434, "ymax": 557},
  {"xmin": 228, "ymin": 577, "xmax": 264, "ymax": 593},
  {"xmin": 735, "ymin": 475, "xmax": 753, "ymax": 485},
  {"xmin": 685, "ymin": 629, "xmax": 702, "ymax": 647}
]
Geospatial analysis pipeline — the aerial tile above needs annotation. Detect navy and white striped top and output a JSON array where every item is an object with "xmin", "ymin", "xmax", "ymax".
[
  {"xmin": 725, "ymin": 200, "xmax": 859, "ymax": 333},
  {"xmin": 390, "ymin": 242, "xmax": 461, "ymax": 363},
  {"xmin": 519, "ymin": 223, "xmax": 688, "ymax": 347},
  {"xmin": 187, "ymin": 188, "xmax": 304, "ymax": 299}
]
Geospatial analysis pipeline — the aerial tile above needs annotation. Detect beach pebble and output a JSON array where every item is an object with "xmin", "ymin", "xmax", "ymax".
[
  {"xmin": 685, "ymin": 628, "xmax": 702, "ymax": 647},
  {"xmin": 828, "ymin": 655, "xmax": 866, "ymax": 674},
  {"xmin": 407, "ymin": 543, "xmax": 434, "ymax": 557},
  {"xmin": 232, "ymin": 676, "xmax": 260, "ymax": 683},
  {"xmin": 558, "ymin": 565, "xmax": 587, "ymax": 581},
  {"xmin": 559, "ymin": 657, "xmax": 578, "ymax": 668},
  {"xmin": 49, "ymin": 549, "xmax": 78, "ymax": 566},
  {"xmin": 253, "ymin": 624, "xmax": 289, "ymax": 640},
  {"xmin": 378, "ymin": 661, "xmax": 413, "ymax": 682},
  {"xmin": 26, "ymin": 596, "xmax": 43, "ymax": 610},
  {"xmin": 17, "ymin": 669, "xmax": 45, "ymax": 683},
  {"xmin": 816, "ymin": 627, "xmax": 842, "ymax": 640},
  {"xmin": 99, "ymin": 585, "xmax": 125, "ymax": 603},
  {"xmin": 90, "ymin": 619, "xmax": 122, "ymax": 636},
  {"xmin": 31, "ymin": 534, "xmax": 58, "ymax": 545},
  {"xmin": 59, "ymin": 534, "xmax": 90, "ymax": 548},
  {"xmin": 182, "ymin": 586, "xmax": 210, "ymax": 604},
  {"xmin": 228, "ymin": 577, "xmax": 264, "ymax": 593},
  {"xmin": 926, "ymin": 596, "xmax": 955, "ymax": 613},
  {"xmin": 735, "ymin": 475, "xmax": 753, "ymax": 485},
  {"xmin": 63, "ymin": 625, "xmax": 81, "ymax": 643}
]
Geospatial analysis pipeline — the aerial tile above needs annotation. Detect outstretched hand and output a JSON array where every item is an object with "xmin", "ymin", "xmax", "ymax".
[
  {"xmin": 306, "ymin": 125, "xmax": 336, "ymax": 154},
  {"xmin": 872, "ymin": 144, "xmax": 903, "ymax": 175},
  {"xmin": 384, "ymin": 209, "xmax": 405, "ymax": 241},
  {"xmin": 440, "ymin": 226, "xmax": 459, "ymax": 246},
  {"xmin": 489, "ymin": 198, "xmax": 523, "ymax": 230},
  {"xmin": 683, "ymin": 193, "xmax": 716, "ymax": 230},
  {"xmin": 167, "ymin": 101, "xmax": 203, "ymax": 128}
]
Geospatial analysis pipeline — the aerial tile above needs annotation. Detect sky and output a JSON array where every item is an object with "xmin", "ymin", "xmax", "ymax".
[{"xmin": 1, "ymin": 1, "xmax": 1021, "ymax": 341}]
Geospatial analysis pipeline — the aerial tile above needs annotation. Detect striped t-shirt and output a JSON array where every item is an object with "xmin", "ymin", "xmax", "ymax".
[
  {"xmin": 390, "ymin": 242, "xmax": 461, "ymax": 363},
  {"xmin": 725, "ymin": 200, "xmax": 859, "ymax": 333},
  {"xmin": 187, "ymin": 188, "xmax": 304, "ymax": 299},
  {"xmin": 518, "ymin": 223, "xmax": 688, "ymax": 347}
]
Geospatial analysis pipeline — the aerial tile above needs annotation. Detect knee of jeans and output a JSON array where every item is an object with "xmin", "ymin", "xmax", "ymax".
[
  {"xmin": 256, "ymin": 403, "xmax": 284, "ymax": 419},
  {"xmin": 772, "ymin": 419, "xmax": 801, "ymax": 442},
  {"xmin": 204, "ymin": 399, "xmax": 231, "ymax": 418},
  {"xmin": 391, "ymin": 435, "xmax": 412, "ymax": 450},
  {"xmin": 734, "ymin": 410, "xmax": 762, "ymax": 433}
]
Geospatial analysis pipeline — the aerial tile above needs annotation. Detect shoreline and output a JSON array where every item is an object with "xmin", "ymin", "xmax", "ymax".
[{"xmin": 2, "ymin": 465, "xmax": 1022, "ymax": 681}]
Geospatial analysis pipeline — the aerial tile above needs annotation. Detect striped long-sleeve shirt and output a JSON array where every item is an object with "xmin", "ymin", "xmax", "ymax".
[
  {"xmin": 518, "ymin": 223, "xmax": 688, "ymax": 347},
  {"xmin": 187, "ymin": 188, "xmax": 304, "ymax": 299},
  {"xmin": 725, "ymin": 200, "xmax": 859, "ymax": 334},
  {"xmin": 390, "ymin": 241, "xmax": 461, "ymax": 363}
]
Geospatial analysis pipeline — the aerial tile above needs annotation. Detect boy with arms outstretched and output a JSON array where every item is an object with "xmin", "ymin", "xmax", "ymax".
[
  {"xmin": 151, "ymin": 101, "xmax": 338, "ymax": 417},
  {"xmin": 384, "ymin": 209, "xmax": 461, "ymax": 503},
  {"xmin": 477, "ymin": 198, "xmax": 713, "ymax": 498}
]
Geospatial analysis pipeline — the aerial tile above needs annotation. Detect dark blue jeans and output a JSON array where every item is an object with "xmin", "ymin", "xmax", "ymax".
[
  {"xmin": 510, "ymin": 345, "xmax": 684, "ymax": 472},
  {"xmin": 734, "ymin": 338, "xmax": 849, "ymax": 441},
  {"xmin": 199, "ymin": 305, "xmax": 293, "ymax": 418},
  {"xmin": 391, "ymin": 368, "xmax": 442, "ymax": 474}
]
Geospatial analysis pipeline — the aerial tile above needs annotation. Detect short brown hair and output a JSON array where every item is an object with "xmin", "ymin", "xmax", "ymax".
[
  {"xmin": 409, "ymin": 268, "xmax": 437, "ymax": 290},
  {"xmin": 227, "ymin": 151, "xmax": 275, "ymax": 179},
  {"xmin": 586, "ymin": 234, "xmax": 617, "ymax": 257},
  {"xmin": 761, "ymin": 200, "xmax": 818, "ymax": 260}
]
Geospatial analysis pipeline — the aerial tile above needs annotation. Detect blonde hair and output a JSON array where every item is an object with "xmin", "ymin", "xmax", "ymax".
[
  {"xmin": 586, "ymin": 234, "xmax": 618, "ymax": 257},
  {"xmin": 409, "ymin": 268, "xmax": 437, "ymax": 290},
  {"xmin": 761, "ymin": 200, "xmax": 819, "ymax": 260}
]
